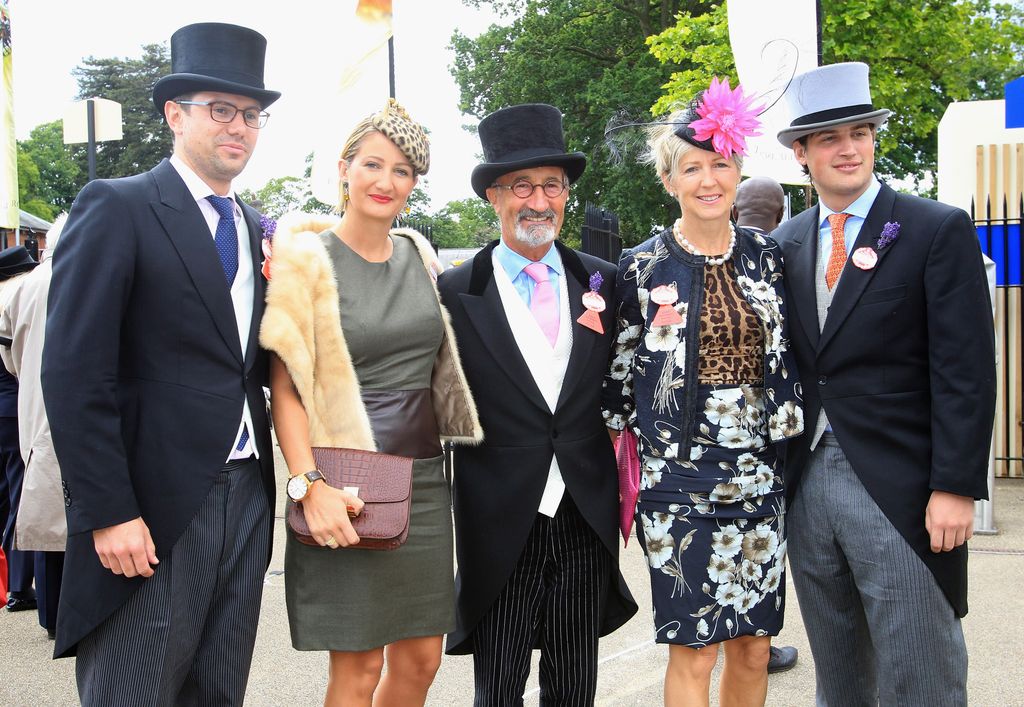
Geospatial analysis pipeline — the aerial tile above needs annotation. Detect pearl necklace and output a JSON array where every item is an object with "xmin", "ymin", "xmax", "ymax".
[{"xmin": 673, "ymin": 220, "xmax": 736, "ymax": 265}]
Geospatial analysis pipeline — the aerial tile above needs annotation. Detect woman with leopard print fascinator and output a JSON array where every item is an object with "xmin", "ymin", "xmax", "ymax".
[
  {"xmin": 260, "ymin": 98, "xmax": 482, "ymax": 705},
  {"xmin": 601, "ymin": 77, "xmax": 804, "ymax": 706}
]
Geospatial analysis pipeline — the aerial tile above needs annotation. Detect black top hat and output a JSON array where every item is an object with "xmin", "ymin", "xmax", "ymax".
[
  {"xmin": 152, "ymin": 23, "xmax": 281, "ymax": 115},
  {"xmin": 0, "ymin": 245, "xmax": 37, "ymax": 282},
  {"xmin": 471, "ymin": 104, "xmax": 586, "ymax": 200}
]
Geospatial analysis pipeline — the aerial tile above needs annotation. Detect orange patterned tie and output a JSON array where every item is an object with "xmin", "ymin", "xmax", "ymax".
[{"xmin": 825, "ymin": 213, "xmax": 850, "ymax": 290}]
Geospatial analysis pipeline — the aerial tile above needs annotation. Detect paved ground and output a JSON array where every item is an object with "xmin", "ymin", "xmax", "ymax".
[{"xmin": 3, "ymin": 450, "xmax": 1023, "ymax": 706}]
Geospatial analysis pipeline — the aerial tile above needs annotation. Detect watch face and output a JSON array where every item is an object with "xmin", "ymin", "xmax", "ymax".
[{"xmin": 287, "ymin": 475, "xmax": 307, "ymax": 501}]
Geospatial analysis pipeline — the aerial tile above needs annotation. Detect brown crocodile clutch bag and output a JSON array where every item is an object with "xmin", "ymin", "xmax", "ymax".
[{"xmin": 287, "ymin": 447, "xmax": 414, "ymax": 551}]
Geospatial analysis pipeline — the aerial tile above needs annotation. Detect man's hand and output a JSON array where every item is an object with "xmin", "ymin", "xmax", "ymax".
[
  {"xmin": 925, "ymin": 490, "xmax": 975, "ymax": 553},
  {"xmin": 93, "ymin": 517, "xmax": 159, "ymax": 577}
]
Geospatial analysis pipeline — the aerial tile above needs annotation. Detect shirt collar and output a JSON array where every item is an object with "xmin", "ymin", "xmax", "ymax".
[
  {"xmin": 818, "ymin": 176, "xmax": 881, "ymax": 227},
  {"xmin": 170, "ymin": 154, "xmax": 239, "ymax": 214},
  {"xmin": 494, "ymin": 239, "xmax": 564, "ymax": 280}
]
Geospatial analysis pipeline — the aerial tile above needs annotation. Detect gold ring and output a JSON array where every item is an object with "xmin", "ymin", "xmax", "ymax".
[{"xmin": 325, "ymin": 536, "xmax": 338, "ymax": 548}]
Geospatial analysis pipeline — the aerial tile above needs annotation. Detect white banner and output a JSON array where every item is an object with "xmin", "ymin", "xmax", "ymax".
[{"xmin": 728, "ymin": 0, "xmax": 818, "ymax": 185}]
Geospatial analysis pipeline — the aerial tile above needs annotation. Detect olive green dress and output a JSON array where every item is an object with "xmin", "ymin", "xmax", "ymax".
[{"xmin": 285, "ymin": 231, "xmax": 456, "ymax": 651}]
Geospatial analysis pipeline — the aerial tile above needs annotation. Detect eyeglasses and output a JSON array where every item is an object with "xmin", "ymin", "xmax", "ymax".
[
  {"xmin": 491, "ymin": 179, "xmax": 568, "ymax": 199},
  {"xmin": 175, "ymin": 100, "xmax": 270, "ymax": 129}
]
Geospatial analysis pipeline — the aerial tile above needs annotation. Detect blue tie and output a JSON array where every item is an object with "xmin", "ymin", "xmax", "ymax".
[
  {"xmin": 207, "ymin": 195, "xmax": 239, "ymax": 284},
  {"xmin": 208, "ymin": 195, "xmax": 248, "ymax": 454}
]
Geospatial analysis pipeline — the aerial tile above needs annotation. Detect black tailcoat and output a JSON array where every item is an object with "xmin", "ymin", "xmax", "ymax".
[
  {"xmin": 773, "ymin": 182, "xmax": 995, "ymax": 617},
  {"xmin": 438, "ymin": 241, "xmax": 637, "ymax": 654},
  {"xmin": 42, "ymin": 159, "xmax": 274, "ymax": 657}
]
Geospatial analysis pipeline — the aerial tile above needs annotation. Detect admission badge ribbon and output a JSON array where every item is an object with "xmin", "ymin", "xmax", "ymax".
[
  {"xmin": 650, "ymin": 284, "xmax": 684, "ymax": 326},
  {"xmin": 577, "ymin": 271, "xmax": 606, "ymax": 333}
]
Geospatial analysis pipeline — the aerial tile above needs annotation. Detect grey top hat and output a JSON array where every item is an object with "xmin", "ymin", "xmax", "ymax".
[
  {"xmin": 152, "ymin": 23, "xmax": 281, "ymax": 115},
  {"xmin": 776, "ymin": 62, "xmax": 890, "ymax": 147},
  {"xmin": 471, "ymin": 104, "xmax": 586, "ymax": 200}
]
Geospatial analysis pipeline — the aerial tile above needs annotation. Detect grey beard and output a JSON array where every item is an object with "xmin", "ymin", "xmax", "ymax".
[{"xmin": 514, "ymin": 209, "xmax": 558, "ymax": 247}]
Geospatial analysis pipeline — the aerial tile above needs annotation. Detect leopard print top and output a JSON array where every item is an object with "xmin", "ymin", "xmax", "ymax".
[{"xmin": 698, "ymin": 260, "xmax": 764, "ymax": 385}]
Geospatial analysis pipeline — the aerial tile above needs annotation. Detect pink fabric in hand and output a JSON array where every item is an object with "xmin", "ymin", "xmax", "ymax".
[{"xmin": 616, "ymin": 427, "xmax": 641, "ymax": 546}]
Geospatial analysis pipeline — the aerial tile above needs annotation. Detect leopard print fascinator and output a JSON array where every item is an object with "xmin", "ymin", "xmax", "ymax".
[{"xmin": 370, "ymin": 98, "xmax": 430, "ymax": 175}]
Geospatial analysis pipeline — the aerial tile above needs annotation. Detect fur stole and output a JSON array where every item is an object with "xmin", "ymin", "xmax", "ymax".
[{"xmin": 259, "ymin": 212, "xmax": 482, "ymax": 450}]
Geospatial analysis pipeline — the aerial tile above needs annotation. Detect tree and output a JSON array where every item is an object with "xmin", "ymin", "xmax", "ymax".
[
  {"xmin": 16, "ymin": 150, "xmax": 54, "ymax": 221},
  {"xmin": 450, "ymin": 0, "xmax": 691, "ymax": 244},
  {"xmin": 431, "ymin": 197, "xmax": 500, "ymax": 248},
  {"xmin": 17, "ymin": 120, "xmax": 83, "ymax": 216},
  {"xmin": 648, "ymin": 0, "xmax": 1024, "ymax": 193},
  {"xmin": 72, "ymin": 43, "xmax": 173, "ymax": 178}
]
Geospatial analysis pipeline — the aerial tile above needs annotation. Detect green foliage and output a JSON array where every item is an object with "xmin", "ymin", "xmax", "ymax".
[
  {"xmin": 16, "ymin": 150, "xmax": 54, "ymax": 221},
  {"xmin": 450, "ymin": 0, "xmax": 693, "ymax": 245},
  {"xmin": 649, "ymin": 0, "xmax": 1024, "ymax": 192},
  {"xmin": 72, "ymin": 43, "xmax": 173, "ymax": 178},
  {"xmin": 17, "ymin": 121, "xmax": 83, "ymax": 216},
  {"xmin": 433, "ymin": 197, "xmax": 501, "ymax": 248}
]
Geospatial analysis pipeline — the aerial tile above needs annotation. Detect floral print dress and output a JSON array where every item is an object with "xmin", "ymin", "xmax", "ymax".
[{"xmin": 603, "ymin": 229, "xmax": 803, "ymax": 648}]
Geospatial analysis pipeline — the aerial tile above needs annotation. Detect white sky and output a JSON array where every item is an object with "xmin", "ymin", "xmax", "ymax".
[{"xmin": 11, "ymin": 0, "xmax": 502, "ymax": 209}]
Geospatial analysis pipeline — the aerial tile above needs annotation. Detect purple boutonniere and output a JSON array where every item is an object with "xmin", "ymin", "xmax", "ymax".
[
  {"xmin": 577, "ymin": 271, "xmax": 607, "ymax": 333},
  {"xmin": 877, "ymin": 221, "xmax": 900, "ymax": 249},
  {"xmin": 259, "ymin": 215, "xmax": 277, "ymax": 281}
]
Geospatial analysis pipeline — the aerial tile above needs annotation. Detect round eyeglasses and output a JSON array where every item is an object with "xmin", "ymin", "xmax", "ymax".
[
  {"xmin": 491, "ymin": 179, "xmax": 568, "ymax": 199},
  {"xmin": 174, "ymin": 100, "xmax": 270, "ymax": 129}
]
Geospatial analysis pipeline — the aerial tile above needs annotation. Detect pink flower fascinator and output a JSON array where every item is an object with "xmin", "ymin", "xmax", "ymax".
[{"xmin": 684, "ymin": 77, "xmax": 763, "ymax": 159}]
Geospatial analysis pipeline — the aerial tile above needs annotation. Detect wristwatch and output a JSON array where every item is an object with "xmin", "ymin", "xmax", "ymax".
[{"xmin": 287, "ymin": 470, "xmax": 325, "ymax": 502}]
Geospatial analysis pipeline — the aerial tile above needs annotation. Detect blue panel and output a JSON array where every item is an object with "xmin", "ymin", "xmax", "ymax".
[
  {"xmin": 1007, "ymin": 76, "xmax": 1024, "ymax": 129},
  {"xmin": 980, "ymin": 222, "xmax": 1023, "ymax": 286}
]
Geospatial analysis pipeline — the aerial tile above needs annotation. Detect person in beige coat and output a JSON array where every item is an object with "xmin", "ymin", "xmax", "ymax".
[{"xmin": 0, "ymin": 217, "xmax": 67, "ymax": 639}]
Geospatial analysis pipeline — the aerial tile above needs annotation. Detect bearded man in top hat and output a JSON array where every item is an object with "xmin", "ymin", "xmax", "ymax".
[
  {"xmin": 772, "ymin": 62, "xmax": 994, "ymax": 705},
  {"xmin": 437, "ymin": 104, "xmax": 636, "ymax": 706},
  {"xmin": 41, "ymin": 23, "xmax": 279, "ymax": 705}
]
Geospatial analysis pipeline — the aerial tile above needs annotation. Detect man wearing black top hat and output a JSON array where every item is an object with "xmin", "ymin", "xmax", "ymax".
[
  {"xmin": 438, "ymin": 104, "xmax": 636, "ymax": 706},
  {"xmin": 41, "ymin": 23, "xmax": 278, "ymax": 705},
  {"xmin": 772, "ymin": 63, "xmax": 994, "ymax": 704}
]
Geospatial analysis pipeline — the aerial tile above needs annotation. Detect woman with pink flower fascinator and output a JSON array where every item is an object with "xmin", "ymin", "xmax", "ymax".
[{"xmin": 601, "ymin": 78, "xmax": 805, "ymax": 706}]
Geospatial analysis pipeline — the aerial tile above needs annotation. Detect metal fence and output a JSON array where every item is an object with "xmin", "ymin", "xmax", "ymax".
[
  {"xmin": 974, "ymin": 195, "xmax": 1023, "ymax": 479},
  {"xmin": 579, "ymin": 202, "xmax": 623, "ymax": 264}
]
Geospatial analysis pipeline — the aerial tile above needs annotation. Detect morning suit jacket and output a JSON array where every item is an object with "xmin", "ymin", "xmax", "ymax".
[
  {"xmin": 41, "ymin": 159, "xmax": 275, "ymax": 657},
  {"xmin": 438, "ymin": 240, "xmax": 637, "ymax": 655},
  {"xmin": 773, "ymin": 182, "xmax": 995, "ymax": 617}
]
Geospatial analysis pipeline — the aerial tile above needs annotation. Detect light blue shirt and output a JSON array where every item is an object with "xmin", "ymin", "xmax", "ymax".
[
  {"xmin": 817, "ymin": 176, "xmax": 882, "ymax": 256},
  {"xmin": 494, "ymin": 240, "xmax": 563, "ymax": 310}
]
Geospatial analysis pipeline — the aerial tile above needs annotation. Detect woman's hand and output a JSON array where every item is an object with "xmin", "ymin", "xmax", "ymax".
[{"xmin": 301, "ymin": 481, "xmax": 366, "ymax": 548}]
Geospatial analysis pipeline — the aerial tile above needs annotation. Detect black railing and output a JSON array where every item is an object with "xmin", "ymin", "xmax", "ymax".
[
  {"xmin": 580, "ymin": 202, "xmax": 622, "ymax": 264},
  {"xmin": 973, "ymin": 195, "xmax": 1024, "ymax": 476}
]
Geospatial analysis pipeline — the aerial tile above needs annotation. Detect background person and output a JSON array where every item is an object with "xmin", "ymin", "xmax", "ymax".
[
  {"xmin": 602, "ymin": 82, "xmax": 803, "ymax": 706},
  {"xmin": 261, "ymin": 99, "xmax": 482, "ymax": 707},
  {"xmin": 0, "ymin": 221, "xmax": 69, "ymax": 641},
  {"xmin": 41, "ymin": 23, "xmax": 279, "ymax": 705}
]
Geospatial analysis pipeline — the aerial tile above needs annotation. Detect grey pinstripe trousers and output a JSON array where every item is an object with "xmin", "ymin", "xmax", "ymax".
[
  {"xmin": 472, "ymin": 495, "xmax": 610, "ymax": 707},
  {"xmin": 788, "ymin": 435, "xmax": 967, "ymax": 707},
  {"xmin": 75, "ymin": 458, "xmax": 270, "ymax": 707}
]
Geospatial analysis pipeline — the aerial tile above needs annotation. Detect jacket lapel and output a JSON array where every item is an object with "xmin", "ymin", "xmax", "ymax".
[
  {"xmin": 459, "ymin": 243, "xmax": 549, "ymax": 413},
  {"xmin": 818, "ymin": 183, "xmax": 898, "ymax": 352},
  {"xmin": 241, "ymin": 201, "xmax": 265, "ymax": 371},
  {"xmin": 786, "ymin": 208, "xmax": 821, "ymax": 350},
  {"xmin": 554, "ymin": 242, "xmax": 599, "ymax": 410},
  {"xmin": 149, "ymin": 160, "xmax": 243, "ymax": 364}
]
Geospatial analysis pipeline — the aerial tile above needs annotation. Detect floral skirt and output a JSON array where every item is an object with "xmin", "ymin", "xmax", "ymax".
[{"xmin": 636, "ymin": 383, "xmax": 786, "ymax": 647}]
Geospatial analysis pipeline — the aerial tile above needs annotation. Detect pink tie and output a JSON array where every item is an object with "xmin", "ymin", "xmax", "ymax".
[{"xmin": 524, "ymin": 262, "xmax": 559, "ymax": 346}]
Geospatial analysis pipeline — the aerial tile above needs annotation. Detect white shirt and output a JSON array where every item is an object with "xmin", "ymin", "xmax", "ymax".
[{"xmin": 169, "ymin": 154, "xmax": 258, "ymax": 461}]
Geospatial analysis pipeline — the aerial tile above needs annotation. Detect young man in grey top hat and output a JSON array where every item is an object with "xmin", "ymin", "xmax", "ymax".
[
  {"xmin": 772, "ymin": 62, "xmax": 994, "ymax": 705},
  {"xmin": 42, "ymin": 23, "xmax": 279, "ymax": 705}
]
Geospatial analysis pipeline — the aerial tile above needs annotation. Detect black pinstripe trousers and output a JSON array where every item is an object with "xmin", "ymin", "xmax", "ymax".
[
  {"xmin": 789, "ymin": 435, "xmax": 968, "ymax": 707},
  {"xmin": 75, "ymin": 458, "xmax": 270, "ymax": 707},
  {"xmin": 472, "ymin": 494, "xmax": 610, "ymax": 707}
]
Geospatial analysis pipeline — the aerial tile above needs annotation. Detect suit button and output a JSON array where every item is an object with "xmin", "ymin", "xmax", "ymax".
[
  {"xmin": 551, "ymin": 429, "xmax": 559, "ymax": 439},
  {"xmin": 817, "ymin": 375, "xmax": 827, "ymax": 386}
]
